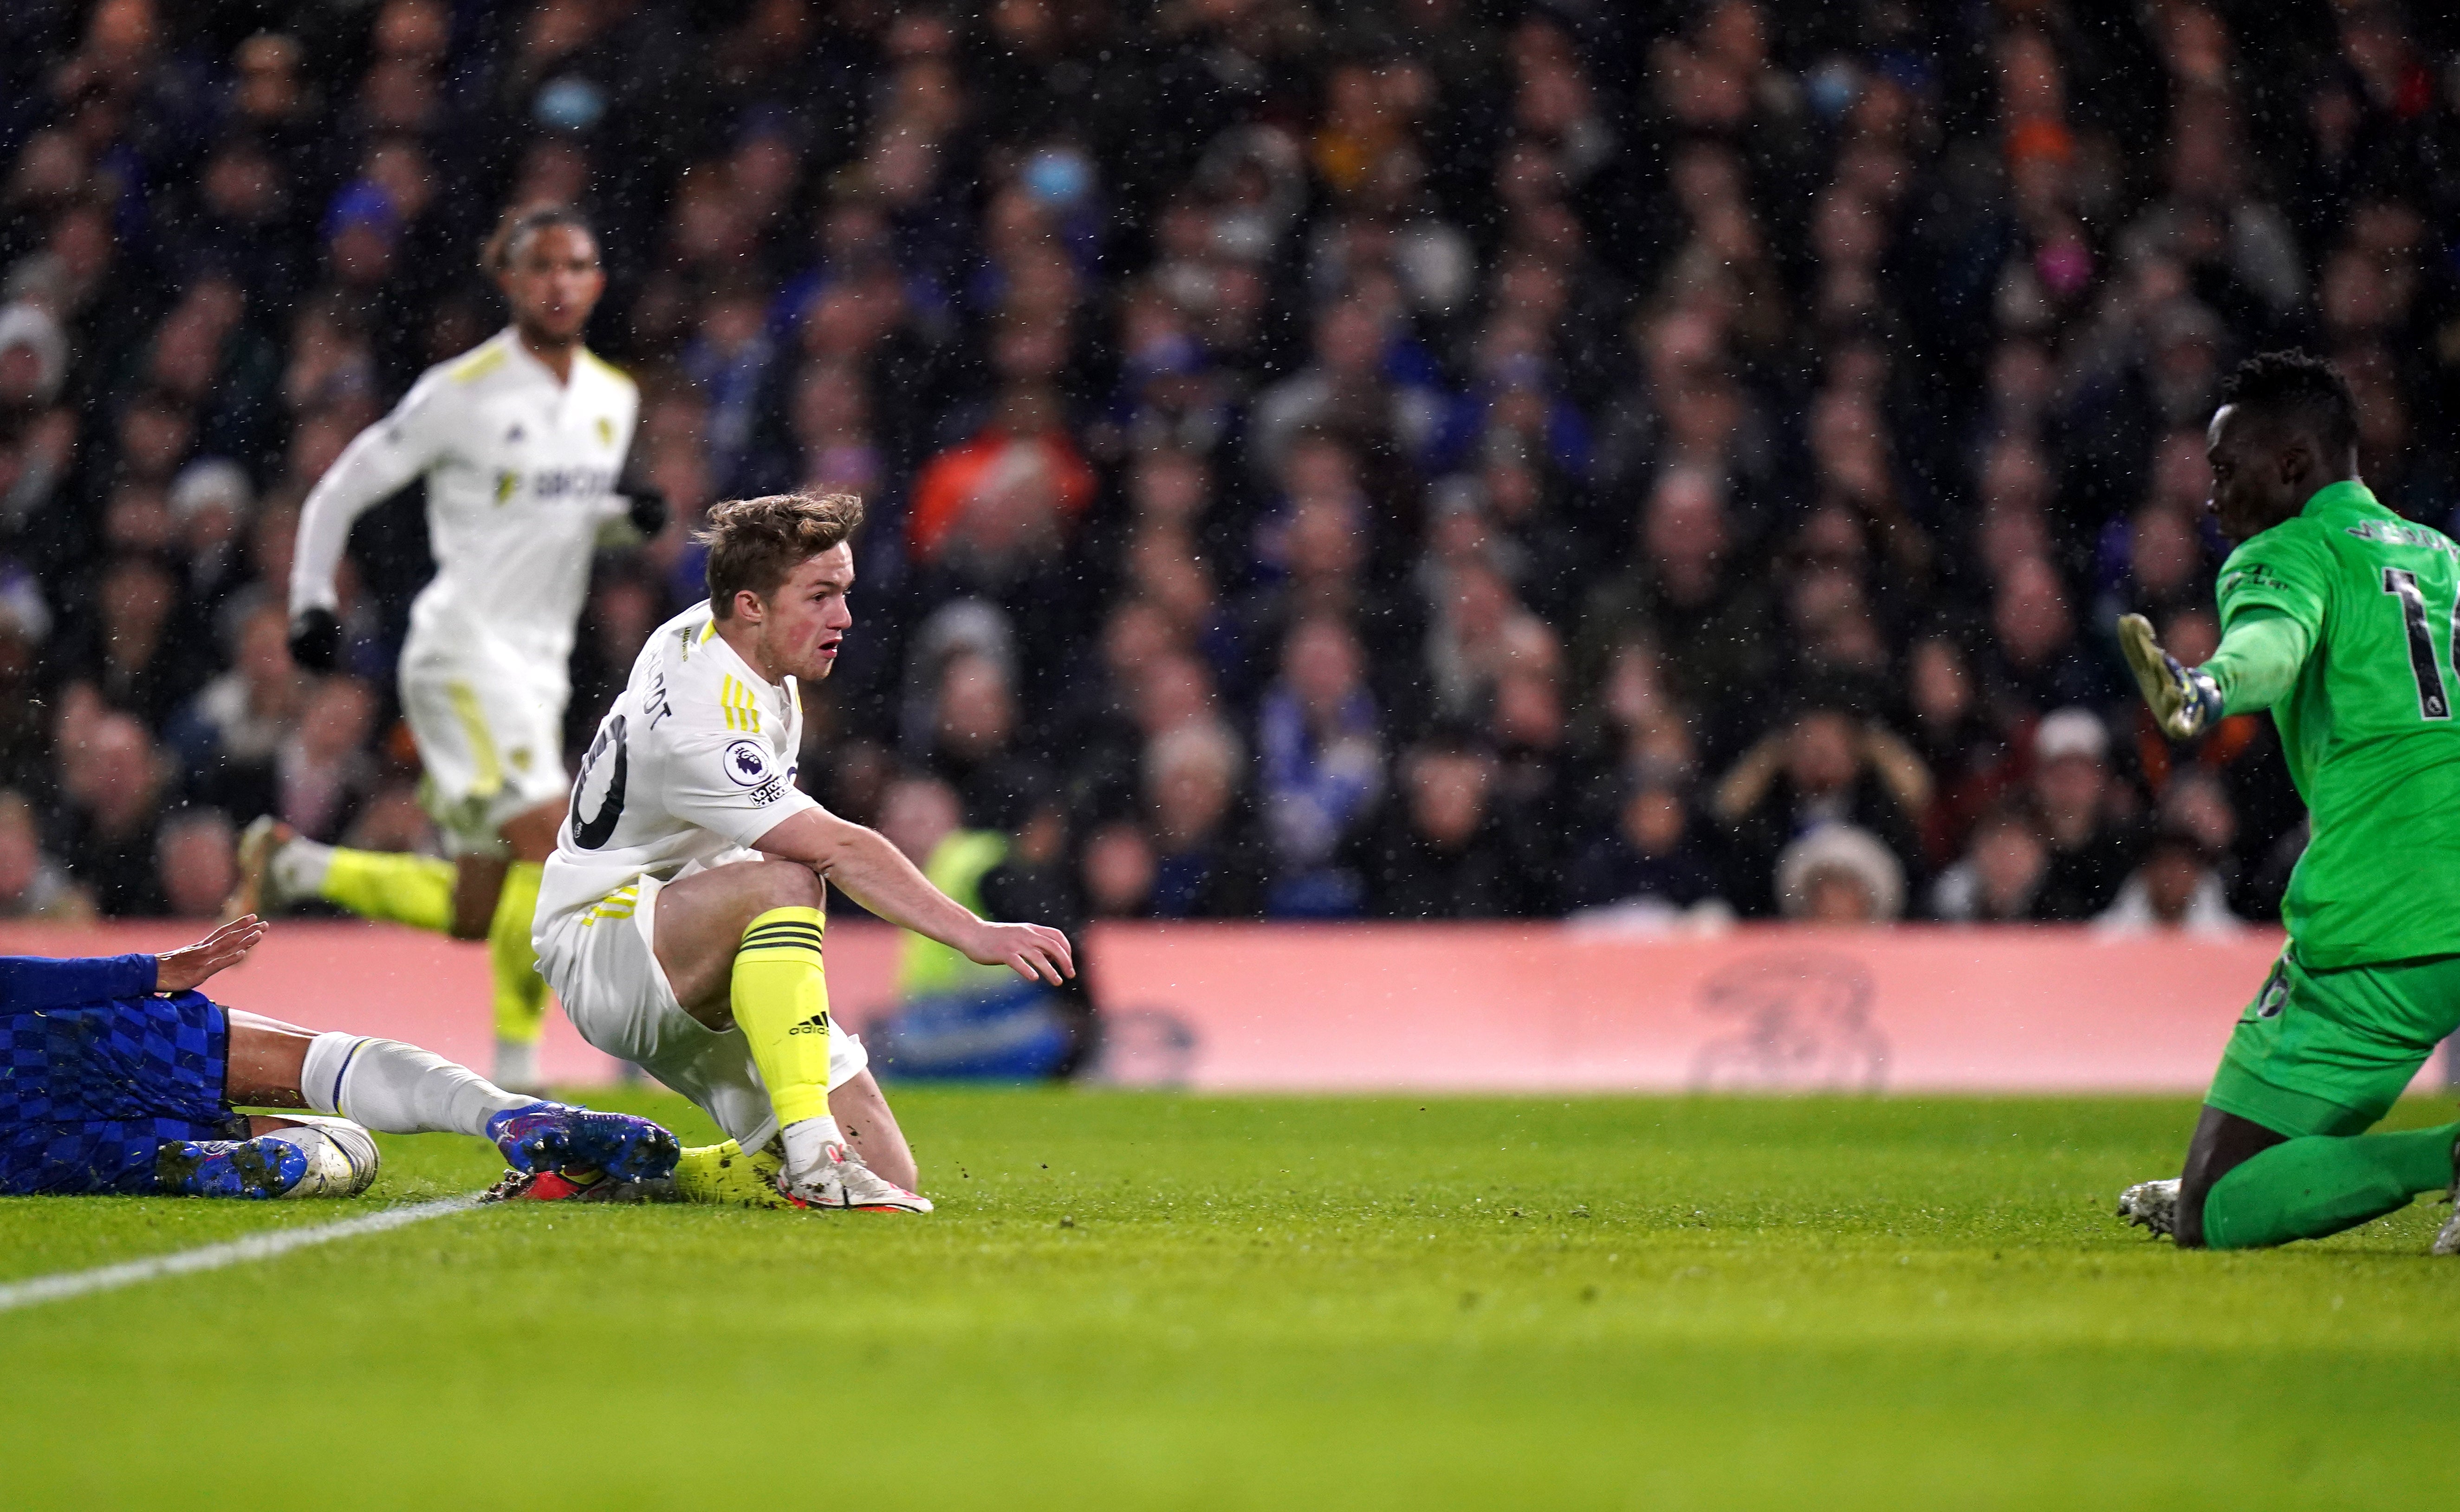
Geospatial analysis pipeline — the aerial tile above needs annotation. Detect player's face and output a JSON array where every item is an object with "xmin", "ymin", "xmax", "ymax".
[
  {"xmin": 754, "ymin": 543, "xmax": 856, "ymax": 682},
  {"xmin": 499, "ymin": 225, "xmax": 604, "ymax": 345},
  {"xmin": 2206, "ymin": 403, "xmax": 2295, "ymax": 544}
]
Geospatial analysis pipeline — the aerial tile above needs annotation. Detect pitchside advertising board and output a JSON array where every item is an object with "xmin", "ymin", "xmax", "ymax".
[{"xmin": 6, "ymin": 920, "xmax": 2407, "ymax": 1097}]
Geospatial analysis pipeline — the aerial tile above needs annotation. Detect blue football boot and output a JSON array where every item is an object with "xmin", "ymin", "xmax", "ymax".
[
  {"xmin": 155, "ymin": 1123, "xmax": 374, "ymax": 1200},
  {"xmin": 484, "ymin": 1102, "xmax": 680, "ymax": 1182}
]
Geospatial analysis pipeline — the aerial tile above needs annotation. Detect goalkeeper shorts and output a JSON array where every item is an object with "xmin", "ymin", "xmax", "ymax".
[
  {"xmin": 2207, "ymin": 947, "xmax": 2460, "ymax": 1138},
  {"xmin": 535, "ymin": 870, "xmax": 868, "ymax": 1155}
]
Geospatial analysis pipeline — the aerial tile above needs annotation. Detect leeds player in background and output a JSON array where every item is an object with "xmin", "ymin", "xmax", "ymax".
[
  {"xmin": 532, "ymin": 492, "xmax": 1073, "ymax": 1212},
  {"xmin": 2117, "ymin": 351, "xmax": 2460, "ymax": 1253},
  {"xmin": 228, "ymin": 206, "xmax": 663, "ymax": 1093}
]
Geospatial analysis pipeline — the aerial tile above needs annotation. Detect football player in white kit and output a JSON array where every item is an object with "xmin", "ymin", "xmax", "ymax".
[
  {"xmin": 228, "ymin": 206, "xmax": 660, "ymax": 1092},
  {"xmin": 533, "ymin": 491, "xmax": 1074, "ymax": 1211}
]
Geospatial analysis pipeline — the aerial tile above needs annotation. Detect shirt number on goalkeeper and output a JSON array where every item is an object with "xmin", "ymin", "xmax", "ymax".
[{"xmin": 2383, "ymin": 567, "xmax": 2454, "ymax": 721}]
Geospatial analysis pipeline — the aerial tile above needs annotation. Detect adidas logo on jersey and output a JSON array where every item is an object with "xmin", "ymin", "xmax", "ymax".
[{"xmin": 787, "ymin": 1013, "xmax": 830, "ymax": 1037}]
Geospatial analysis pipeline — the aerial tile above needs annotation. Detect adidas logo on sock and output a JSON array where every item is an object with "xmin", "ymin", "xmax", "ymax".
[{"xmin": 787, "ymin": 1013, "xmax": 830, "ymax": 1036}]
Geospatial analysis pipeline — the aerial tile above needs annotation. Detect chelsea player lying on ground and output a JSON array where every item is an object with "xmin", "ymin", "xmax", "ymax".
[
  {"xmin": 2118, "ymin": 350, "xmax": 2460, "ymax": 1252},
  {"xmin": 0, "ymin": 915, "xmax": 677, "ymax": 1199}
]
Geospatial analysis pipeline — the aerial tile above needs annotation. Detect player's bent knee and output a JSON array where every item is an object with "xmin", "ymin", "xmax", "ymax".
[{"xmin": 746, "ymin": 860, "xmax": 824, "ymax": 914}]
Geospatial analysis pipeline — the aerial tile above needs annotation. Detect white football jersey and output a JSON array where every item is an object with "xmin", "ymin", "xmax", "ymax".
[
  {"xmin": 535, "ymin": 602, "xmax": 821, "ymax": 933},
  {"xmin": 289, "ymin": 328, "xmax": 641, "ymax": 668}
]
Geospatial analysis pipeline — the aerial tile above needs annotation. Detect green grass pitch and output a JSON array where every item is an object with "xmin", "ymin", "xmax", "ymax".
[{"xmin": 5, "ymin": 1090, "xmax": 2457, "ymax": 1509}]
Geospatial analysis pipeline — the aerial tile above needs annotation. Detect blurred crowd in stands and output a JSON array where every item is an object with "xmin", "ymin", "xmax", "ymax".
[{"xmin": 2, "ymin": 0, "xmax": 2457, "ymax": 934}]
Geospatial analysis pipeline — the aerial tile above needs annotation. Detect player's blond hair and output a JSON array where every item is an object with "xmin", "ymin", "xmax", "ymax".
[{"xmin": 701, "ymin": 492, "xmax": 866, "ymax": 618}]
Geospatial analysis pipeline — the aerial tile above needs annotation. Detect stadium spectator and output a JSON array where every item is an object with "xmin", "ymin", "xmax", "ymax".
[
  {"xmin": 1775, "ymin": 824, "xmax": 1907, "ymax": 925},
  {"xmin": 1562, "ymin": 777, "xmax": 1724, "ymax": 919},
  {"xmin": 1255, "ymin": 612, "xmax": 1384, "ymax": 917},
  {"xmin": 1577, "ymin": 467, "xmax": 1775, "ymax": 760},
  {"xmin": 273, "ymin": 675, "xmax": 379, "ymax": 844},
  {"xmin": 2027, "ymin": 708, "xmax": 2145, "ymax": 922},
  {"xmin": 2094, "ymin": 825, "xmax": 2243, "ymax": 938},
  {"xmin": 55, "ymin": 709, "xmax": 171, "ymax": 917},
  {"xmin": 1141, "ymin": 721, "xmax": 1267, "ymax": 920},
  {"xmin": 169, "ymin": 600, "xmax": 305, "ymax": 818},
  {"xmin": 154, "ymin": 807, "xmax": 238, "ymax": 920},
  {"xmin": 923, "ymin": 649, "xmax": 1052, "ymax": 832},
  {"xmin": 0, "ymin": 788, "xmax": 91, "ymax": 920},
  {"xmin": 1081, "ymin": 818, "xmax": 1158, "ymax": 921},
  {"xmin": 1931, "ymin": 805, "xmax": 2052, "ymax": 925},
  {"xmin": 1711, "ymin": 705, "xmax": 1928, "ymax": 920},
  {"xmin": 1360, "ymin": 733, "xmax": 1538, "ymax": 921},
  {"xmin": 1903, "ymin": 636, "xmax": 2017, "ymax": 870}
]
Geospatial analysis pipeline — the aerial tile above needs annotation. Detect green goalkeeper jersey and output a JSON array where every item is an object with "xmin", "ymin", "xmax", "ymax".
[{"xmin": 2216, "ymin": 479, "xmax": 2460, "ymax": 968}]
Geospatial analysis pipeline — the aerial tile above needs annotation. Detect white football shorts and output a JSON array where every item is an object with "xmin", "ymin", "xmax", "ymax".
[
  {"xmin": 397, "ymin": 639, "xmax": 571, "ymax": 855},
  {"xmin": 534, "ymin": 870, "xmax": 869, "ymax": 1155}
]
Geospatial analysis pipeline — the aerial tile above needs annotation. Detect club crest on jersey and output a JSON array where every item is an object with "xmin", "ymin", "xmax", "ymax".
[
  {"xmin": 493, "ymin": 469, "xmax": 519, "ymax": 506},
  {"xmin": 2221, "ymin": 563, "xmax": 2291, "ymax": 595},
  {"xmin": 723, "ymin": 739, "xmax": 772, "ymax": 786}
]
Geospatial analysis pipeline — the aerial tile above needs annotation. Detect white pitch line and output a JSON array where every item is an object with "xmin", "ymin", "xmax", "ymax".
[{"xmin": 0, "ymin": 1194, "xmax": 486, "ymax": 1315}]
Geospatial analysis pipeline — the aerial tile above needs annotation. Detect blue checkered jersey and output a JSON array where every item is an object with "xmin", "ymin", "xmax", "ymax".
[{"xmin": 1, "ymin": 952, "xmax": 157, "ymax": 1011}]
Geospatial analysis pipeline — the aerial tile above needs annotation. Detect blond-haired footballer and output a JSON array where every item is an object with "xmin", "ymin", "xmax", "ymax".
[{"xmin": 533, "ymin": 493, "xmax": 1074, "ymax": 1210}]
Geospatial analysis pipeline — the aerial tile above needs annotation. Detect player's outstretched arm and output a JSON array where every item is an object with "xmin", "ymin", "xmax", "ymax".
[
  {"xmin": 2120, "ymin": 610, "xmax": 2311, "ymax": 740},
  {"xmin": 751, "ymin": 809, "xmax": 1077, "ymax": 985},
  {"xmin": 2117, "ymin": 613, "xmax": 2225, "ymax": 740},
  {"xmin": 288, "ymin": 380, "xmax": 446, "ymax": 665},
  {"xmin": 155, "ymin": 914, "xmax": 269, "ymax": 993}
]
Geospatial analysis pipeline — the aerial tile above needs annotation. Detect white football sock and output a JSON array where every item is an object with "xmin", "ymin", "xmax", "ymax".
[
  {"xmin": 271, "ymin": 836, "xmax": 335, "ymax": 898},
  {"xmin": 493, "ymin": 1038, "xmax": 540, "ymax": 1092},
  {"xmin": 300, "ymin": 1032, "xmax": 531, "ymax": 1137},
  {"xmin": 781, "ymin": 1115, "xmax": 846, "ymax": 1181}
]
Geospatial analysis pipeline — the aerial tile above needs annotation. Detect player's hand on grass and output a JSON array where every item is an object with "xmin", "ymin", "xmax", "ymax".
[
  {"xmin": 156, "ymin": 914, "xmax": 267, "ymax": 993},
  {"xmin": 2118, "ymin": 613, "xmax": 2223, "ymax": 740},
  {"xmin": 288, "ymin": 608, "xmax": 342, "ymax": 672},
  {"xmin": 962, "ymin": 920, "xmax": 1076, "ymax": 985}
]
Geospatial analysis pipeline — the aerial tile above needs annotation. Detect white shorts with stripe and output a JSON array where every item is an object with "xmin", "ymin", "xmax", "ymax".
[
  {"xmin": 533, "ymin": 870, "xmax": 869, "ymax": 1155},
  {"xmin": 397, "ymin": 641, "xmax": 571, "ymax": 856}
]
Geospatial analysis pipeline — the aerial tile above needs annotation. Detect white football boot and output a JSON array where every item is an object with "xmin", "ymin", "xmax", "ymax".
[
  {"xmin": 268, "ymin": 1115, "xmax": 382, "ymax": 1197},
  {"xmin": 2116, "ymin": 1178, "xmax": 2179, "ymax": 1239},
  {"xmin": 777, "ymin": 1142, "xmax": 933, "ymax": 1213},
  {"xmin": 2434, "ymin": 1160, "xmax": 2460, "ymax": 1256}
]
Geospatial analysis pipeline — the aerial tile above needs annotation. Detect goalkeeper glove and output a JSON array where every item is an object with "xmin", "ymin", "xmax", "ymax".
[
  {"xmin": 288, "ymin": 607, "xmax": 342, "ymax": 673},
  {"xmin": 624, "ymin": 486, "xmax": 669, "ymax": 539},
  {"xmin": 2117, "ymin": 612, "xmax": 2222, "ymax": 740}
]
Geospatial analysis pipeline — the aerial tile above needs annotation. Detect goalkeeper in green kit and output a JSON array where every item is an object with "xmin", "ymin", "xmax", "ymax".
[{"xmin": 2116, "ymin": 350, "xmax": 2460, "ymax": 1252}]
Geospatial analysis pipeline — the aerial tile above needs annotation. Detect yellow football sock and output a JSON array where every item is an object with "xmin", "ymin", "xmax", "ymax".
[
  {"xmin": 320, "ymin": 848, "xmax": 456, "ymax": 933},
  {"xmin": 489, "ymin": 861, "xmax": 548, "ymax": 1047},
  {"xmin": 730, "ymin": 906, "xmax": 833, "ymax": 1129}
]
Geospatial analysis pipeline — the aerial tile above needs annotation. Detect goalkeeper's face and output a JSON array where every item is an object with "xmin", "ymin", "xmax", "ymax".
[
  {"xmin": 500, "ymin": 224, "xmax": 605, "ymax": 345},
  {"xmin": 2205, "ymin": 403, "xmax": 2302, "ymax": 544}
]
